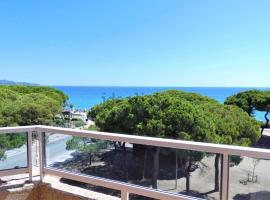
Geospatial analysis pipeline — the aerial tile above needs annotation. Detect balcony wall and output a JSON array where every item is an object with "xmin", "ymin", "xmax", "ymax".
[{"xmin": 0, "ymin": 179, "xmax": 119, "ymax": 200}]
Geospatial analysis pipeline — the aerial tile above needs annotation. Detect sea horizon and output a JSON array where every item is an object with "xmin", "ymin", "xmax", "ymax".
[
  {"xmin": 53, "ymin": 86, "xmax": 270, "ymax": 121},
  {"xmin": 51, "ymin": 85, "xmax": 270, "ymax": 88}
]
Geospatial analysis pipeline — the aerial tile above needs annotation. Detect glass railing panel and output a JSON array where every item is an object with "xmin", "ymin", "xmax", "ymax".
[
  {"xmin": 229, "ymin": 155, "xmax": 270, "ymax": 200},
  {"xmin": 0, "ymin": 132, "xmax": 28, "ymax": 170},
  {"xmin": 44, "ymin": 133, "xmax": 221, "ymax": 199},
  {"xmin": 44, "ymin": 133, "xmax": 74, "ymax": 167}
]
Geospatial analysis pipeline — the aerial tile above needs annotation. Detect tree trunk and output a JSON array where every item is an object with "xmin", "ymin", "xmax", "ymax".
[
  {"xmin": 186, "ymin": 156, "xmax": 191, "ymax": 194},
  {"xmin": 122, "ymin": 143, "xmax": 128, "ymax": 181},
  {"xmin": 113, "ymin": 142, "xmax": 117, "ymax": 153},
  {"xmin": 214, "ymin": 154, "xmax": 220, "ymax": 192},
  {"xmin": 174, "ymin": 150, "xmax": 178, "ymax": 189},
  {"xmin": 151, "ymin": 147, "xmax": 160, "ymax": 189},
  {"xmin": 261, "ymin": 110, "xmax": 269, "ymax": 136},
  {"xmin": 89, "ymin": 154, "xmax": 93, "ymax": 165},
  {"xmin": 142, "ymin": 147, "xmax": 148, "ymax": 180}
]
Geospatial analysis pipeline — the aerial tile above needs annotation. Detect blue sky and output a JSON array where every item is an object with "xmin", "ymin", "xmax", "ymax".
[{"xmin": 0, "ymin": 0, "xmax": 269, "ymax": 87}]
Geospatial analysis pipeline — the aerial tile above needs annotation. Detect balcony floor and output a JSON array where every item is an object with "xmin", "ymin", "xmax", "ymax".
[{"xmin": 0, "ymin": 173, "xmax": 120, "ymax": 200}]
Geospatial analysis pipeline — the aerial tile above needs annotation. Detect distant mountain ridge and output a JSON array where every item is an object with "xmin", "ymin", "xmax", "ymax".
[{"xmin": 0, "ymin": 80, "xmax": 39, "ymax": 86}]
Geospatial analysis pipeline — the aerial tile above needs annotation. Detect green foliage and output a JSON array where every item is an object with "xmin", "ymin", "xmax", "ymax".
[
  {"xmin": 253, "ymin": 91, "xmax": 270, "ymax": 112},
  {"xmin": 0, "ymin": 149, "xmax": 5, "ymax": 161},
  {"xmin": 89, "ymin": 89, "xmax": 260, "ymax": 171},
  {"xmin": 87, "ymin": 124, "xmax": 100, "ymax": 131},
  {"xmin": 225, "ymin": 90, "xmax": 270, "ymax": 116},
  {"xmin": 66, "ymin": 137, "xmax": 109, "ymax": 164},
  {"xmin": 89, "ymin": 90, "xmax": 260, "ymax": 146},
  {"xmin": 0, "ymin": 133, "xmax": 26, "ymax": 149},
  {"xmin": 0, "ymin": 133, "xmax": 26, "ymax": 161},
  {"xmin": 89, "ymin": 90, "xmax": 260, "ymax": 190},
  {"xmin": 0, "ymin": 85, "xmax": 68, "ymax": 161},
  {"xmin": 230, "ymin": 155, "xmax": 243, "ymax": 167},
  {"xmin": 87, "ymin": 99, "xmax": 122, "ymax": 121},
  {"xmin": 73, "ymin": 119, "xmax": 86, "ymax": 128},
  {"xmin": 201, "ymin": 103, "xmax": 260, "ymax": 146},
  {"xmin": 225, "ymin": 90, "xmax": 270, "ymax": 135},
  {"xmin": 89, "ymin": 90, "xmax": 259, "ymax": 170},
  {"xmin": 0, "ymin": 85, "xmax": 68, "ymax": 126},
  {"xmin": 53, "ymin": 117, "xmax": 66, "ymax": 127}
]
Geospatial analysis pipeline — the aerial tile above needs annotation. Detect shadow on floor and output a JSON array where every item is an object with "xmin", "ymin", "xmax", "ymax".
[{"xmin": 233, "ymin": 191, "xmax": 270, "ymax": 200}]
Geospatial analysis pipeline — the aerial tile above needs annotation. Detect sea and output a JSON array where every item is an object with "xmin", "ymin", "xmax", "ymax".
[{"xmin": 54, "ymin": 86, "xmax": 270, "ymax": 121}]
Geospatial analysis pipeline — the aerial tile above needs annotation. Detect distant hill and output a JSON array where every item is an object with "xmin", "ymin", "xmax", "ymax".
[{"xmin": 0, "ymin": 80, "xmax": 39, "ymax": 86}]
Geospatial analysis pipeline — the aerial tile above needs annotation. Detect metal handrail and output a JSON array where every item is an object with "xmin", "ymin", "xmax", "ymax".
[{"xmin": 38, "ymin": 125, "xmax": 270, "ymax": 159}]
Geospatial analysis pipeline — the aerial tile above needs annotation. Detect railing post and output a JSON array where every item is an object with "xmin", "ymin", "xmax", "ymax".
[
  {"xmin": 121, "ymin": 190, "xmax": 129, "ymax": 200},
  {"xmin": 221, "ymin": 154, "xmax": 229, "ymax": 200},
  {"xmin": 38, "ymin": 131, "xmax": 44, "ymax": 181},
  {"xmin": 27, "ymin": 130, "xmax": 33, "ymax": 182}
]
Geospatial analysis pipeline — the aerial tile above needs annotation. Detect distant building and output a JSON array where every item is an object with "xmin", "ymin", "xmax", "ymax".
[
  {"xmin": 62, "ymin": 110, "xmax": 88, "ymax": 122},
  {"xmin": 71, "ymin": 111, "xmax": 88, "ymax": 122}
]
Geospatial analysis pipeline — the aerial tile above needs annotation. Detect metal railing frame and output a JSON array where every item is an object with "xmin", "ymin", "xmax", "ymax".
[
  {"xmin": 0, "ymin": 126, "xmax": 35, "ymax": 180},
  {"xmin": 1, "ymin": 125, "xmax": 270, "ymax": 200}
]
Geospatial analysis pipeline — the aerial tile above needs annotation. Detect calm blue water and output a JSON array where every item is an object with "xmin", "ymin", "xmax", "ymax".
[{"xmin": 54, "ymin": 86, "xmax": 270, "ymax": 121}]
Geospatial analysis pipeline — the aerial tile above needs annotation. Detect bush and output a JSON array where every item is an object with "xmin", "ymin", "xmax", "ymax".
[{"xmin": 73, "ymin": 119, "xmax": 86, "ymax": 128}]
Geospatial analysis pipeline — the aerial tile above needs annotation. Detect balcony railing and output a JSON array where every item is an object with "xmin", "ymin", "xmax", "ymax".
[{"xmin": 1, "ymin": 125, "xmax": 270, "ymax": 200}]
